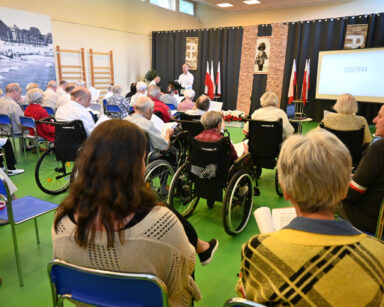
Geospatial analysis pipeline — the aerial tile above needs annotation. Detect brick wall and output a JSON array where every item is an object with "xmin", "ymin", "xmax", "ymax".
[{"xmin": 236, "ymin": 24, "xmax": 288, "ymax": 113}]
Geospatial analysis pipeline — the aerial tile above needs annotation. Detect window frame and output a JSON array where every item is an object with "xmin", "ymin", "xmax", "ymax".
[{"xmin": 179, "ymin": 0, "xmax": 195, "ymax": 16}]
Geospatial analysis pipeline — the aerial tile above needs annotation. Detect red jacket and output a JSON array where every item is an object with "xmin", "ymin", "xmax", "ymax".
[
  {"xmin": 24, "ymin": 104, "xmax": 55, "ymax": 142},
  {"xmin": 151, "ymin": 97, "xmax": 171, "ymax": 123}
]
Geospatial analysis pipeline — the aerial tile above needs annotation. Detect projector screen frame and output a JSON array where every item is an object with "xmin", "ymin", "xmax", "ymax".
[{"xmin": 316, "ymin": 47, "xmax": 384, "ymax": 103}]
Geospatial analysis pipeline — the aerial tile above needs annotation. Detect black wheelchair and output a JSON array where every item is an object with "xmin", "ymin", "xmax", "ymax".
[
  {"xmin": 167, "ymin": 136, "xmax": 258, "ymax": 236},
  {"xmin": 35, "ymin": 119, "xmax": 87, "ymax": 195}
]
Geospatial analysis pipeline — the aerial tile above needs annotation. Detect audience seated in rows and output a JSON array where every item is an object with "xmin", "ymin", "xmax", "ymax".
[
  {"xmin": 243, "ymin": 91, "xmax": 294, "ymax": 138},
  {"xmin": 24, "ymin": 88, "xmax": 55, "ymax": 142},
  {"xmin": 148, "ymin": 85, "xmax": 171, "ymax": 123},
  {"xmin": 56, "ymin": 83, "xmax": 75, "ymax": 109},
  {"xmin": 106, "ymin": 85, "xmax": 130, "ymax": 118},
  {"xmin": 56, "ymin": 80, "xmax": 67, "ymax": 97},
  {"xmin": 160, "ymin": 82, "xmax": 179, "ymax": 109},
  {"xmin": 185, "ymin": 94, "xmax": 210, "ymax": 116},
  {"xmin": 177, "ymin": 89, "xmax": 195, "ymax": 112},
  {"xmin": 338, "ymin": 104, "xmax": 384, "ymax": 233},
  {"xmin": 126, "ymin": 96, "xmax": 172, "ymax": 151},
  {"xmin": 0, "ymin": 83, "xmax": 24, "ymax": 135},
  {"xmin": 130, "ymin": 81, "xmax": 147, "ymax": 107},
  {"xmin": 52, "ymin": 120, "xmax": 221, "ymax": 306},
  {"xmin": 237, "ymin": 129, "xmax": 384, "ymax": 305},
  {"xmin": 42, "ymin": 80, "xmax": 58, "ymax": 111},
  {"xmin": 321, "ymin": 93, "xmax": 372, "ymax": 145},
  {"xmin": 56, "ymin": 87, "xmax": 95, "ymax": 136}
]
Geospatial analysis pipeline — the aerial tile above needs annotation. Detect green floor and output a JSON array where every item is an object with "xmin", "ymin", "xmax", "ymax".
[{"xmin": 0, "ymin": 122, "xmax": 319, "ymax": 306}]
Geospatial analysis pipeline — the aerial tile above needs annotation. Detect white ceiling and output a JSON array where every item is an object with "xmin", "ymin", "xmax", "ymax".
[{"xmin": 196, "ymin": 0, "xmax": 351, "ymax": 13}]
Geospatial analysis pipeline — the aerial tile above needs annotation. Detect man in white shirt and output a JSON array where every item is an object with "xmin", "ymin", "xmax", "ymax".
[
  {"xmin": 56, "ymin": 84, "xmax": 75, "ymax": 109},
  {"xmin": 126, "ymin": 96, "xmax": 173, "ymax": 151},
  {"xmin": 130, "ymin": 81, "xmax": 147, "ymax": 107},
  {"xmin": 42, "ymin": 80, "xmax": 58, "ymax": 110},
  {"xmin": 178, "ymin": 64, "xmax": 194, "ymax": 90},
  {"xmin": 56, "ymin": 87, "xmax": 95, "ymax": 136},
  {"xmin": 56, "ymin": 80, "xmax": 68, "ymax": 97}
]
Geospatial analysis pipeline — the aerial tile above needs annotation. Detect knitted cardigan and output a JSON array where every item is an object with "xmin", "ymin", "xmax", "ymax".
[
  {"xmin": 236, "ymin": 217, "xmax": 384, "ymax": 306},
  {"xmin": 52, "ymin": 206, "xmax": 201, "ymax": 307}
]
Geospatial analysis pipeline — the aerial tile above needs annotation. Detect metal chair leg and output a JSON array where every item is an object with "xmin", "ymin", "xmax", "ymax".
[
  {"xmin": 34, "ymin": 218, "xmax": 40, "ymax": 244},
  {"xmin": 10, "ymin": 221, "xmax": 24, "ymax": 287},
  {"xmin": 23, "ymin": 138, "xmax": 27, "ymax": 167}
]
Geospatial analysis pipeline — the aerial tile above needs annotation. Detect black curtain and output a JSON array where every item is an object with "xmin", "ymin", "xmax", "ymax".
[
  {"xmin": 281, "ymin": 13, "xmax": 384, "ymax": 122},
  {"xmin": 152, "ymin": 27, "xmax": 243, "ymax": 110}
]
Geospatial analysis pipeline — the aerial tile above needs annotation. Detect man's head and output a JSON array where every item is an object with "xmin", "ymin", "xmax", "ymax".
[
  {"xmin": 277, "ymin": 129, "xmax": 351, "ymax": 215},
  {"xmin": 136, "ymin": 81, "xmax": 147, "ymax": 94},
  {"xmin": 147, "ymin": 85, "xmax": 161, "ymax": 99},
  {"xmin": 5, "ymin": 83, "xmax": 21, "ymax": 101},
  {"xmin": 26, "ymin": 83, "xmax": 39, "ymax": 91},
  {"xmin": 373, "ymin": 105, "xmax": 384, "ymax": 138},
  {"xmin": 195, "ymin": 95, "xmax": 210, "ymax": 111},
  {"xmin": 47, "ymin": 80, "xmax": 57, "ymax": 91},
  {"xmin": 153, "ymin": 76, "xmax": 161, "ymax": 85},
  {"xmin": 71, "ymin": 87, "xmax": 92, "ymax": 108},
  {"xmin": 111, "ymin": 85, "xmax": 122, "ymax": 95},
  {"xmin": 182, "ymin": 64, "xmax": 189, "ymax": 74},
  {"xmin": 59, "ymin": 80, "xmax": 68, "ymax": 90},
  {"xmin": 135, "ymin": 96, "xmax": 154, "ymax": 120},
  {"xmin": 200, "ymin": 111, "xmax": 222, "ymax": 130},
  {"xmin": 26, "ymin": 88, "xmax": 44, "ymax": 105}
]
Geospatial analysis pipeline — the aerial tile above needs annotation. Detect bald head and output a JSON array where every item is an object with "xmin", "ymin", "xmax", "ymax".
[{"xmin": 71, "ymin": 87, "xmax": 91, "ymax": 108}]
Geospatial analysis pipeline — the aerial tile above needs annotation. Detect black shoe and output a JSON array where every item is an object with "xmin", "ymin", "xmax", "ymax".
[{"xmin": 199, "ymin": 239, "xmax": 219, "ymax": 266}]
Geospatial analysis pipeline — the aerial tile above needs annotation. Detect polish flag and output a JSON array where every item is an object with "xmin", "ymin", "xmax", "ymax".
[
  {"xmin": 288, "ymin": 59, "xmax": 297, "ymax": 104},
  {"xmin": 204, "ymin": 61, "xmax": 214, "ymax": 99},
  {"xmin": 210, "ymin": 60, "xmax": 215, "ymax": 95},
  {"xmin": 301, "ymin": 59, "xmax": 310, "ymax": 106},
  {"xmin": 216, "ymin": 61, "xmax": 221, "ymax": 97}
]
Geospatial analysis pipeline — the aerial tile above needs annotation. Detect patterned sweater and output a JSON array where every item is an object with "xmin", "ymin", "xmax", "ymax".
[
  {"xmin": 237, "ymin": 217, "xmax": 384, "ymax": 306},
  {"xmin": 52, "ymin": 206, "xmax": 201, "ymax": 307}
]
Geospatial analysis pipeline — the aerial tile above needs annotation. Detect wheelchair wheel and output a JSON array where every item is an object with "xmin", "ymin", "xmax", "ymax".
[
  {"xmin": 144, "ymin": 159, "xmax": 174, "ymax": 202},
  {"xmin": 35, "ymin": 147, "xmax": 74, "ymax": 195},
  {"xmin": 275, "ymin": 169, "xmax": 283, "ymax": 197},
  {"xmin": 168, "ymin": 163, "xmax": 199, "ymax": 218},
  {"xmin": 222, "ymin": 170, "xmax": 254, "ymax": 236}
]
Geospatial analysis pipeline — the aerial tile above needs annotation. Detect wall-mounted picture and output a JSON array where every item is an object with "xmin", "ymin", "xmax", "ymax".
[
  {"xmin": 254, "ymin": 38, "xmax": 270, "ymax": 73},
  {"xmin": 0, "ymin": 7, "xmax": 55, "ymax": 92}
]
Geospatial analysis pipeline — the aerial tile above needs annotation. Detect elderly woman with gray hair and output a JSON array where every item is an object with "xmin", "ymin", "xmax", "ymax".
[
  {"xmin": 321, "ymin": 93, "xmax": 372, "ymax": 145},
  {"xmin": 106, "ymin": 85, "xmax": 130, "ymax": 118},
  {"xmin": 24, "ymin": 88, "xmax": 55, "ymax": 142},
  {"xmin": 237, "ymin": 129, "xmax": 384, "ymax": 305},
  {"xmin": 243, "ymin": 91, "xmax": 294, "ymax": 138}
]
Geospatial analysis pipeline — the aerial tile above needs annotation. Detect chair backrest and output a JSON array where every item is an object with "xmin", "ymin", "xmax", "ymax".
[
  {"xmin": 177, "ymin": 120, "xmax": 204, "ymax": 137},
  {"xmin": 54, "ymin": 120, "xmax": 87, "ymax": 162},
  {"xmin": 319, "ymin": 124, "xmax": 364, "ymax": 167},
  {"xmin": 88, "ymin": 103, "xmax": 103, "ymax": 114},
  {"xmin": 375, "ymin": 199, "xmax": 384, "ymax": 240},
  {"xmin": 190, "ymin": 137, "xmax": 231, "ymax": 201},
  {"xmin": 179, "ymin": 113, "xmax": 201, "ymax": 121},
  {"xmin": 166, "ymin": 104, "xmax": 176, "ymax": 111},
  {"xmin": 48, "ymin": 259, "xmax": 168, "ymax": 307},
  {"xmin": 106, "ymin": 104, "xmax": 121, "ymax": 113},
  {"xmin": 20, "ymin": 116, "xmax": 36, "ymax": 129},
  {"xmin": 248, "ymin": 119, "xmax": 283, "ymax": 169},
  {"xmin": 0, "ymin": 113, "xmax": 12, "ymax": 135},
  {"xmin": 43, "ymin": 106, "xmax": 55, "ymax": 115},
  {"xmin": 0, "ymin": 113, "xmax": 12, "ymax": 126},
  {"xmin": 224, "ymin": 297, "xmax": 267, "ymax": 307}
]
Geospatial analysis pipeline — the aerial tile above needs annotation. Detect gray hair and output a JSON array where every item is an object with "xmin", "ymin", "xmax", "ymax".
[
  {"xmin": 333, "ymin": 93, "xmax": 358, "ymax": 114},
  {"xmin": 277, "ymin": 129, "xmax": 351, "ymax": 213},
  {"xmin": 200, "ymin": 111, "xmax": 222, "ymax": 130},
  {"xmin": 260, "ymin": 91, "xmax": 278, "ymax": 107},
  {"xmin": 26, "ymin": 83, "xmax": 39, "ymax": 91},
  {"xmin": 112, "ymin": 85, "xmax": 122, "ymax": 95},
  {"xmin": 6, "ymin": 83, "xmax": 21, "ymax": 93},
  {"xmin": 136, "ymin": 81, "xmax": 147, "ymax": 92},
  {"xmin": 47, "ymin": 80, "xmax": 57, "ymax": 88},
  {"xmin": 184, "ymin": 89, "xmax": 195, "ymax": 100},
  {"xmin": 135, "ymin": 96, "xmax": 154, "ymax": 113},
  {"xmin": 26, "ymin": 88, "xmax": 44, "ymax": 104},
  {"xmin": 77, "ymin": 80, "xmax": 86, "ymax": 87},
  {"xmin": 148, "ymin": 85, "xmax": 160, "ymax": 98}
]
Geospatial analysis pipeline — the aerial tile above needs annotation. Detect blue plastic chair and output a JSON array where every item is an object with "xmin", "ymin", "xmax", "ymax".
[
  {"xmin": 106, "ymin": 104, "xmax": 122, "ymax": 119},
  {"xmin": 20, "ymin": 116, "xmax": 47, "ymax": 164},
  {"xmin": 166, "ymin": 104, "xmax": 176, "ymax": 111},
  {"xmin": 48, "ymin": 259, "xmax": 169, "ymax": 307},
  {"xmin": 224, "ymin": 298, "xmax": 267, "ymax": 307},
  {"xmin": 43, "ymin": 106, "xmax": 55, "ymax": 115},
  {"xmin": 0, "ymin": 113, "xmax": 21, "ymax": 153},
  {"xmin": 0, "ymin": 179, "xmax": 58, "ymax": 287}
]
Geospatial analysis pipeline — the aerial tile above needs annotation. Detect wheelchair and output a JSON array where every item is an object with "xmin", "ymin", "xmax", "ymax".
[
  {"xmin": 167, "ymin": 136, "xmax": 258, "ymax": 236},
  {"xmin": 35, "ymin": 119, "xmax": 87, "ymax": 195}
]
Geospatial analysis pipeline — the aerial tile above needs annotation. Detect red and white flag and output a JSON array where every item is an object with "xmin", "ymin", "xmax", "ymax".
[
  {"xmin": 210, "ymin": 60, "xmax": 215, "ymax": 95},
  {"xmin": 204, "ymin": 61, "xmax": 214, "ymax": 99},
  {"xmin": 216, "ymin": 61, "xmax": 221, "ymax": 97},
  {"xmin": 301, "ymin": 59, "xmax": 310, "ymax": 106},
  {"xmin": 288, "ymin": 59, "xmax": 297, "ymax": 104}
]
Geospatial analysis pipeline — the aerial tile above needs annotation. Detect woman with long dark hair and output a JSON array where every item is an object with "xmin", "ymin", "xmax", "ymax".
[{"xmin": 52, "ymin": 120, "xmax": 201, "ymax": 306}]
